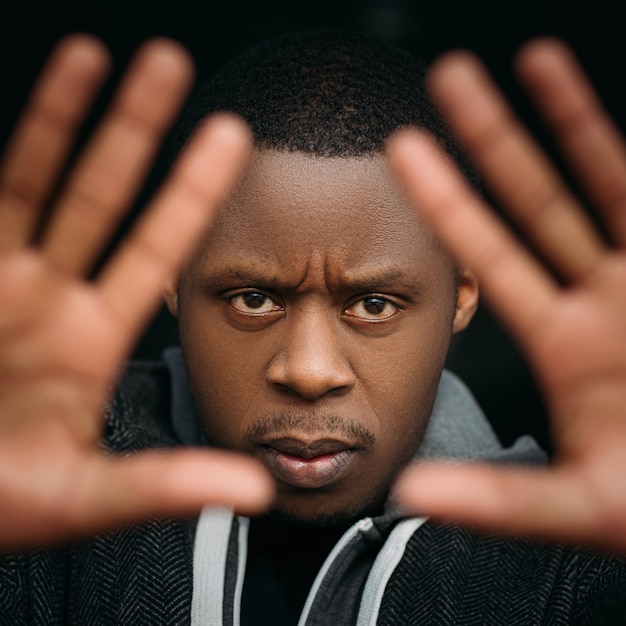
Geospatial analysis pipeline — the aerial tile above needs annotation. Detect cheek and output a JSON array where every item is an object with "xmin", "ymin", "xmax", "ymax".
[
  {"xmin": 177, "ymin": 300, "xmax": 268, "ymax": 445},
  {"xmin": 361, "ymin": 309, "xmax": 454, "ymax": 410},
  {"xmin": 355, "ymin": 296, "xmax": 455, "ymax": 452}
]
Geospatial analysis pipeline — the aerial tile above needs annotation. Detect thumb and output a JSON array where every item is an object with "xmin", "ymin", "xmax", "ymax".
[
  {"xmin": 56, "ymin": 448, "xmax": 274, "ymax": 543},
  {"xmin": 393, "ymin": 461, "xmax": 600, "ymax": 546},
  {"xmin": 99, "ymin": 448, "xmax": 274, "ymax": 522}
]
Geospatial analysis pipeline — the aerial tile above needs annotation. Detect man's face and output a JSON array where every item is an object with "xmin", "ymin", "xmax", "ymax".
[{"xmin": 167, "ymin": 151, "xmax": 477, "ymax": 526}]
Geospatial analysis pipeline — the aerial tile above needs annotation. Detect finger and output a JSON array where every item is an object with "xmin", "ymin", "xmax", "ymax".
[
  {"xmin": 517, "ymin": 38, "xmax": 626, "ymax": 246},
  {"xmin": 389, "ymin": 131, "xmax": 557, "ymax": 347},
  {"xmin": 97, "ymin": 114, "xmax": 251, "ymax": 357},
  {"xmin": 428, "ymin": 51, "xmax": 605, "ymax": 281},
  {"xmin": 0, "ymin": 36, "xmax": 110, "ymax": 248},
  {"xmin": 393, "ymin": 462, "xmax": 624, "ymax": 552},
  {"xmin": 96, "ymin": 448, "xmax": 274, "ymax": 524},
  {"xmin": 42, "ymin": 39, "xmax": 194, "ymax": 275},
  {"xmin": 0, "ymin": 448, "xmax": 273, "ymax": 549}
]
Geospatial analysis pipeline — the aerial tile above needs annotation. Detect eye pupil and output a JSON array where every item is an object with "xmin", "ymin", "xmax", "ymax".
[
  {"xmin": 243, "ymin": 293, "xmax": 266, "ymax": 309},
  {"xmin": 363, "ymin": 298, "xmax": 387, "ymax": 315}
]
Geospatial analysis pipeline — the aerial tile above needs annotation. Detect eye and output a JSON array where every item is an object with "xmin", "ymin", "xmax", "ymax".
[
  {"xmin": 227, "ymin": 291, "xmax": 282, "ymax": 315},
  {"xmin": 344, "ymin": 296, "xmax": 400, "ymax": 321}
]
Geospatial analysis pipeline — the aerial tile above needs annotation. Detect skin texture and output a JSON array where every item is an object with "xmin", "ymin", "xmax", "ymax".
[
  {"xmin": 389, "ymin": 39, "xmax": 626, "ymax": 552},
  {"xmin": 166, "ymin": 150, "xmax": 478, "ymax": 525},
  {"xmin": 0, "ymin": 36, "xmax": 273, "ymax": 549}
]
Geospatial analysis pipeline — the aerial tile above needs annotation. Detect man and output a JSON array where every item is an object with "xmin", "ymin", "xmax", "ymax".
[{"xmin": 2, "ymin": 29, "xmax": 626, "ymax": 624}]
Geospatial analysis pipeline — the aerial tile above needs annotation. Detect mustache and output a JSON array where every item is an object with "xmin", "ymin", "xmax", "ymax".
[{"xmin": 243, "ymin": 408, "xmax": 376, "ymax": 446}]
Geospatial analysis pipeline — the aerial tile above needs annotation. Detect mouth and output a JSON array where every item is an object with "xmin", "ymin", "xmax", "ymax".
[{"xmin": 261, "ymin": 437, "xmax": 358, "ymax": 489}]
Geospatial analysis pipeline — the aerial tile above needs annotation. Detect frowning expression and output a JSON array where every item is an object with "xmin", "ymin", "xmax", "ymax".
[{"xmin": 167, "ymin": 150, "xmax": 477, "ymax": 525}]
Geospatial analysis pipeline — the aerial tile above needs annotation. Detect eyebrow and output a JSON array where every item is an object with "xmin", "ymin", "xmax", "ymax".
[
  {"xmin": 197, "ymin": 265, "xmax": 287, "ymax": 289},
  {"xmin": 197, "ymin": 263, "xmax": 421, "ymax": 296},
  {"xmin": 339, "ymin": 266, "xmax": 419, "ymax": 294}
]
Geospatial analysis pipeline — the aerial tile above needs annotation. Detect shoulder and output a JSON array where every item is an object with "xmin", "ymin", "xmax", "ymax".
[
  {"xmin": 379, "ymin": 521, "xmax": 626, "ymax": 624},
  {"xmin": 104, "ymin": 360, "xmax": 180, "ymax": 453}
]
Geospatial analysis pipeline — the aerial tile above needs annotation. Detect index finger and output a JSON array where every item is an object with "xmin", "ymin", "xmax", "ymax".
[
  {"xmin": 97, "ymin": 114, "xmax": 251, "ymax": 357},
  {"xmin": 388, "ymin": 130, "xmax": 557, "ymax": 348}
]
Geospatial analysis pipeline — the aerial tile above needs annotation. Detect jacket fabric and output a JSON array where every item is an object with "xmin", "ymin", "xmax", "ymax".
[{"xmin": 1, "ymin": 354, "xmax": 625, "ymax": 625}]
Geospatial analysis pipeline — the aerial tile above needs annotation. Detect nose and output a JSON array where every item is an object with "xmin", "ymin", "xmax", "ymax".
[{"xmin": 266, "ymin": 312, "xmax": 355, "ymax": 401}]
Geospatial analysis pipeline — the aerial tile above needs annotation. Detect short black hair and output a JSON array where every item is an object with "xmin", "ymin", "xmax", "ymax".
[{"xmin": 175, "ymin": 29, "xmax": 473, "ymax": 178}]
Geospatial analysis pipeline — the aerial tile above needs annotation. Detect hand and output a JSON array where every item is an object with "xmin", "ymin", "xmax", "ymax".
[
  {"xmin": 389, "ymin": 39, "xmax": 626, "ymax": 552},
  {"xmin": 0, "ymin": 36, "xmax": 272, "ymax": 549}
]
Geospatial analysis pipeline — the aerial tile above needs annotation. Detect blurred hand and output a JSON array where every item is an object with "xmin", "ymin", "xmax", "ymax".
[
  {"xmin": 390, "ymin": 39, "xmax": 626, "ymax": 552},
  {"xmin": 0, "ymin": 36, "xmax": 272, "ymax": 549}
]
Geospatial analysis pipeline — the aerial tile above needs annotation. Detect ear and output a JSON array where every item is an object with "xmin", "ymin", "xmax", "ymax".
[
  {"xmin": 452, "ymin": 267, "xmax": 479, "ymax": 334},
  {"xmin": 163, "ymin": 277, "xmax": 180, "ymax": 318}
]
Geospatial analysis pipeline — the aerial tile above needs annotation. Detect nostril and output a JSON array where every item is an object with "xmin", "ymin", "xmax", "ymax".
[
  {"xmin": 269, "ymin": 372, "xmax": 353, "ymax": 402},
  {"xmin": 265, "ymin": 325, "xmax": 355, "ymax": 400}
]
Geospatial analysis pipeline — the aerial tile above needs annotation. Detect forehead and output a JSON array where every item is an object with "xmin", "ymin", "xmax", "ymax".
[{"xmin": 190, "ymin": 150, "xmax": 451, "ymax": 281}]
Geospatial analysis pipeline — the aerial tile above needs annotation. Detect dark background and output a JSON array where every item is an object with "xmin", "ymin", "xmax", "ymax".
[{"xmin": 2, "ymin": 0, "xmax": 625, "ymax": 453}]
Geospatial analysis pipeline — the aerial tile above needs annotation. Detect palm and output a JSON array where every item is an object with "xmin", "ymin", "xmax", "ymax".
[
  {"xmin": 1, "ymin": 261, "xmax": 119, "ymax": 404},
  {"xmin": 533, "ymin": 259, "xmax": 626, "ymax": 403}
]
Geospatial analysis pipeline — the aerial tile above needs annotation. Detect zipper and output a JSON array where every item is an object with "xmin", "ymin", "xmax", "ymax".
[
  {"xmin": 296, "ymin": 517, "xmax": 374, "ymax": 626},
  {"xmin": 356, "ymin": 517, "xmax": 428, "ymax": 625}
]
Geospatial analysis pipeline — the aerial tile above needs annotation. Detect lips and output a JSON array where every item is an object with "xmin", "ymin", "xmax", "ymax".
[{"xmin": 261, "ymin": 437, "xmax": 357, "ymax": 489}]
